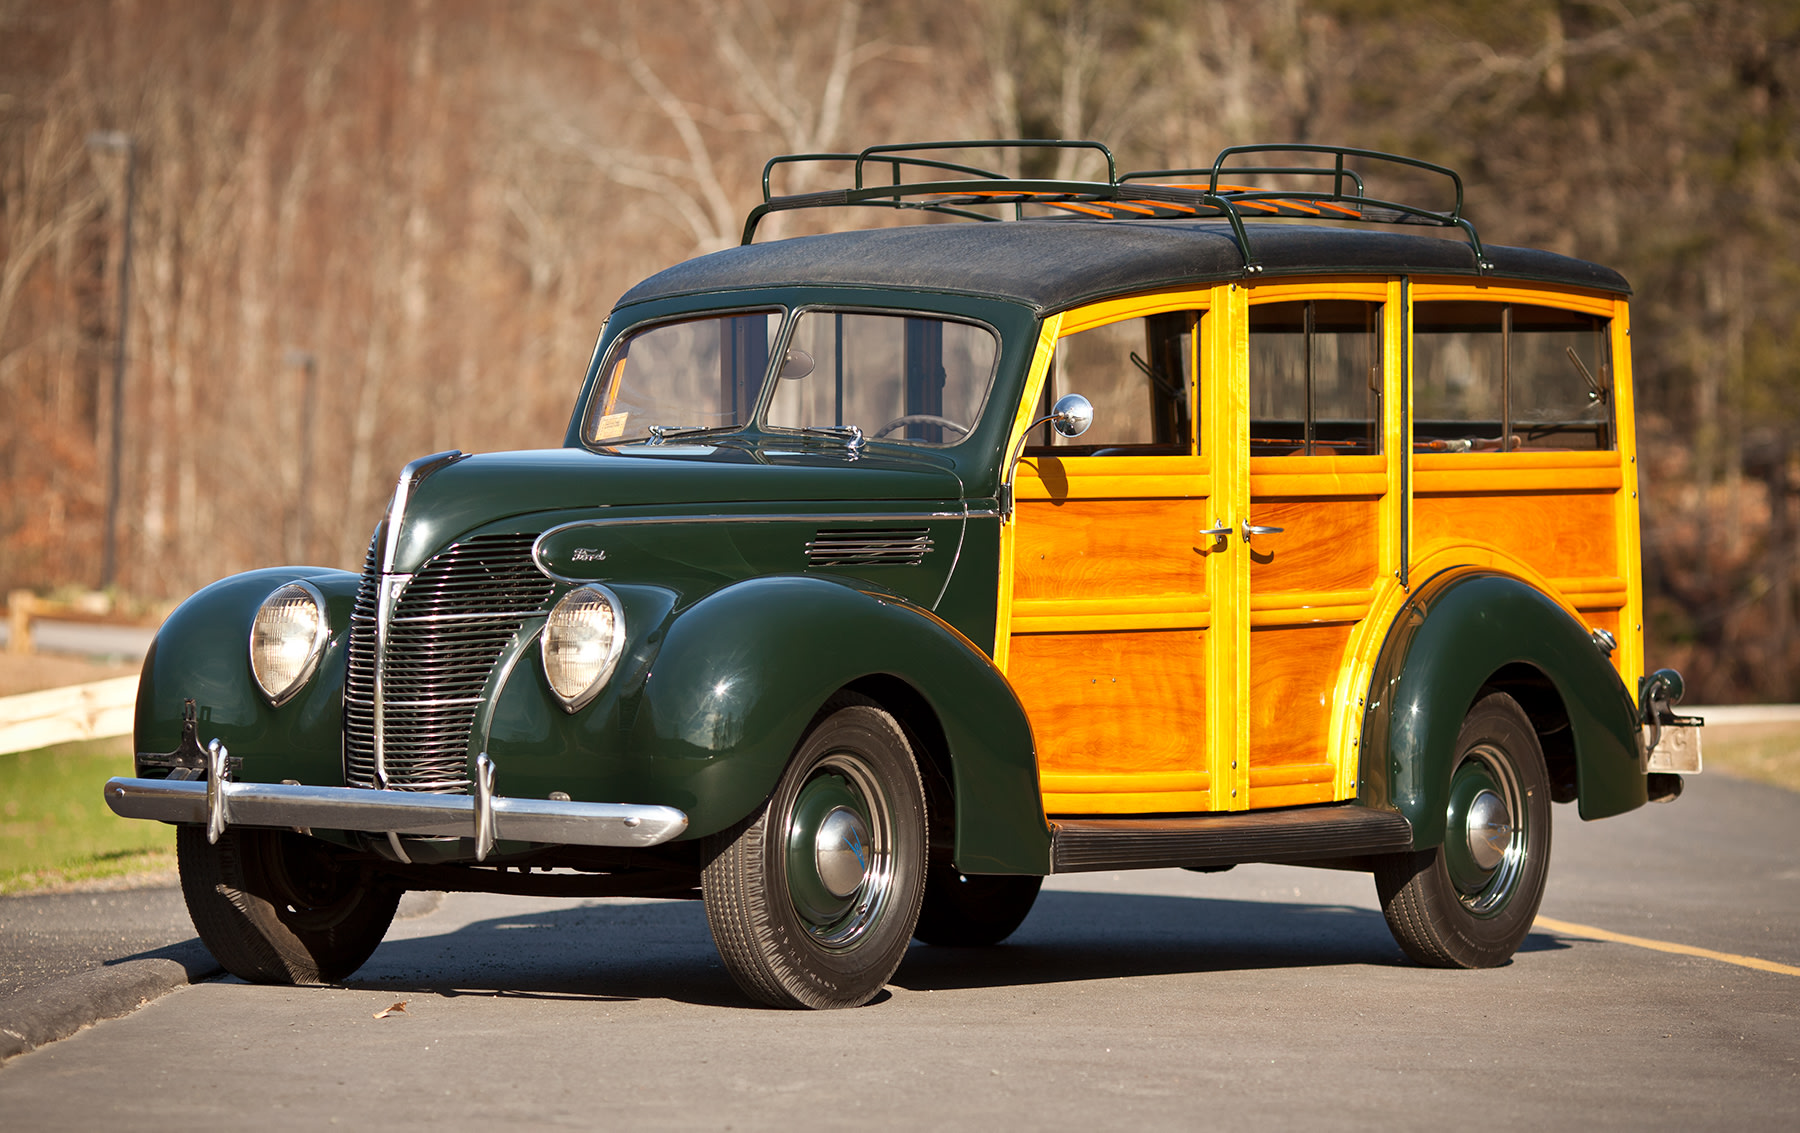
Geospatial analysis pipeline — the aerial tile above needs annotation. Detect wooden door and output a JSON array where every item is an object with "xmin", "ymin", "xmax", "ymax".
[
  {"xmin": 1233, "ymin": 282, "xmax": 1401, "ymax": 809},
  {"xmin": 1002, "ymin": 299, "xmax": 1213, "ymax": 816}
]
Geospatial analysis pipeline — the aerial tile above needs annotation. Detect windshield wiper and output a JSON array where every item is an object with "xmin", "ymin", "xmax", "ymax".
[
  {"xmin": 643, "ymin": 423, "xmax": 743, "ymax": 445},
  {"xmin": 787, "ymin": 424, "xmax": 866, "ymax": 455}
]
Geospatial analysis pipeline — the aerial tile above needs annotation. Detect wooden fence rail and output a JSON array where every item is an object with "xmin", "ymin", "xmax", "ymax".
[{"xmin": 0, "ymin": 677, "xmax": 139, "ymax": 755}]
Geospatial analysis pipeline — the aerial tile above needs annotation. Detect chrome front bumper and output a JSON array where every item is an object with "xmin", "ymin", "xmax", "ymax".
[{"xmin": 105, "ymin": 754, "xmax": 688, "ymax": 859}]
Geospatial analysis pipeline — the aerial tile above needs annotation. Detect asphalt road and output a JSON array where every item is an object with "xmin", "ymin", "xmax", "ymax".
[{"xmin": 0, "ymin": 773, "xmax": 1794, "ymax": 1129}]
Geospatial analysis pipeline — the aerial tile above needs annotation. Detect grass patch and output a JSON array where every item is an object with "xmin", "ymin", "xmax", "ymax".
[
  {"xmin": 1702, "ymin": 724, "xmax": 1800, "ymax": 794},
  {"xmin": 0, "ymin": 736, "xmax": 176, "ymax": 895}
]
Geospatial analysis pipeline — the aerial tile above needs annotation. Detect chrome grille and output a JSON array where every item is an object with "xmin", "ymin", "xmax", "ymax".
[
  {"xmin": 343, "ymin": 533, "xmax": 553, "ymax": 792},
  {"xmin": 805, "ymin": 528, "xmax": 934, "ymax": 567}
]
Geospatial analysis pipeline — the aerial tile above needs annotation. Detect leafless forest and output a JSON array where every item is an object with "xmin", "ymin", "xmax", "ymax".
[{"xmin": 2, "ymin": 0, "xmax": 1797, "ymax": 701}]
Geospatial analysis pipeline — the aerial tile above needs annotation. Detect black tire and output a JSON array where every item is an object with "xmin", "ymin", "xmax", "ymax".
[
  {"xmin": 1374, "ymin": 691, "xmax": 1552, "ymax": 968},
  {"xmin": 701, "ymin": 696, "xmax": 928, "ymax": 1009},
  {"xmin": 913, "ymin": 866, "xmax": 1041, "ymax": 946},
  {"xmin": 177, "ymin": 825, "xmax": 402, "ymax": 985}
]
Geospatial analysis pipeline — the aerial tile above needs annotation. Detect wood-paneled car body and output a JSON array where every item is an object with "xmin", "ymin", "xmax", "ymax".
[{"xmin": 109, "ymin": 143, "xmax": 1701, "ymax": 1007}]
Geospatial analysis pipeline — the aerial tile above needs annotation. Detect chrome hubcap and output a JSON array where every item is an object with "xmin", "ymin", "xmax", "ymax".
[
  {"xmin": 1465, "ymin": 789, "xmax": 1512, "ymax": 871},
  {"xmin": 815, "ymin": 805, "xmax": 871, "ymax": 898},
  {"xmin": 1445, "ymin": 743, "xmax": 1528, "ymax": 917}
]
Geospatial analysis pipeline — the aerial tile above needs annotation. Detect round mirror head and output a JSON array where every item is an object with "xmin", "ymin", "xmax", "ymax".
[
  {"xmin": 778, "ymin": 347, "xmax": 815, "ymax": 380},
  {"xmin": 1051, "ymin": 393, "xmax": 1094, "ymax": 438}
]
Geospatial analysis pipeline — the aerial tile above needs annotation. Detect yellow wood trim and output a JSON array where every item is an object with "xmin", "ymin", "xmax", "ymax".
[
  {"xmin": 1012, "ymin": 594, "xmax": 1211, "ymax": 633},
  {"xmin": 1249, "ymin": 588, "xmax": 1376, "ymax": 610},
  {"xmin": 1553, "ymin": 575, "xmax": 1629, "ymax": 608},
  {"xmin": 1612, "ymin": 298, "xmax": 1646, "ymax": 693},
  {"xmin": 1413, "ymin": 466, "xmax": 1623, "ymax": 494},
  {"xmin": 1409, "ymin": 278, "xmax": 1619, "ymax": 317},
  {"xmin": 1056, "ymin": 287, "xmax": 1215, "ymax": 335},
  {"xmin": 1041, "ymin": 771, "xmax": 1211, "ymax": 793},
  {"xmin": 1207, "ymin": 282, "xmax": 1250, "ymax": 810},
  {"xmin": 1013, "ymin": 459, "xmax": 1212, "ymax": 501},
  {"xmin": 996, "ymin": 313, "xmax": 1064, "ymax": 674},
  {"xmin": 1243, "ymin": 277, "xmax": 1392, "ymax": 304},
  {"xmin": 1413, "ymin": 450, "xmax": 1620, "ymax": 472},
  {"xmin": 1044, "ymin": 790, "xmax": 1212, "ymax": 815},
  {"xmin": 1247, "ymin": 763, "xmax": 1335, "ymax": 787},
  {"xmin": 1250, "ymin": 471, "xmax": 1388, "ymax": 497}
]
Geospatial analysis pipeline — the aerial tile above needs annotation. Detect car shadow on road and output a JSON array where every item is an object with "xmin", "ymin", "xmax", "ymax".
[{"xmin": 341, "ymin": 889, "xmax": 1571, "ymax": 1008}]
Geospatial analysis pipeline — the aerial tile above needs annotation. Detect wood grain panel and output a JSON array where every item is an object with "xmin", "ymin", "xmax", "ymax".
[
  {"xmin": 1012, "ymin": 497, "xmax": 1210, "ymax": 603},
  {"xmin": 1008, "ymin": 628, "xmax": 1205, "ymax": 788},
  {"xmin": 1245, "ymin": 499, "xmax": 1380, "ymax": 593},
  {"xmin": 1249, "ymin": 623, "xmax": 1354, "ymax": 768},
  {"xmin": 1413, "ymin": 492, "xmax": 1616, "ymax": 582}
]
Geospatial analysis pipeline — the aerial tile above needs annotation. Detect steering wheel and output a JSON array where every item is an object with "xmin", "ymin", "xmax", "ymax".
[{"xmin": 871, "ymin": 414, "xmax": 971, "ymax": 440}]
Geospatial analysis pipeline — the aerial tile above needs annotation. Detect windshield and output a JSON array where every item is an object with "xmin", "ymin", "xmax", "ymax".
[
  {"xmin": 585, "ymin": 310, "xmax": 780, "ymax": 444},
  {"xmin": 766, "ymin": 311, "xmax": 999, "ymax": 445},
  {"xmin": 586, "ymin": 308, "xmax": 1000, "ymax": 448}
]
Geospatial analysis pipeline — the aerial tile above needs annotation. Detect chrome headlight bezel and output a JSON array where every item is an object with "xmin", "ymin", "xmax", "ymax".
[
  {"xmin": 541, "ymin": 584, "xmax": 627, "ymax": 713},
  {"xmin": 248, "ymin": 579, "xmax": 331, "ymax": 707}
]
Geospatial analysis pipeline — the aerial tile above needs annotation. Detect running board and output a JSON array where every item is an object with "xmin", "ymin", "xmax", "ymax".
[{"xmin": 1049, "ymin": 805, "xmax": 1414, "ymax": 874}]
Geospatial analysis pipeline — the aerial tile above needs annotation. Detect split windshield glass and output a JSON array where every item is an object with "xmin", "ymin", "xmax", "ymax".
[{"xmin": 585, "ymin": 308, "xmax": 999, "ymax": 448}]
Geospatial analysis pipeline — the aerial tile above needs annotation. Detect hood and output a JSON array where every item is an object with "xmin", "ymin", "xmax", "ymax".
[{"xmin": 385, "ymin": 445, "xmax": 965, "ymax": 573}]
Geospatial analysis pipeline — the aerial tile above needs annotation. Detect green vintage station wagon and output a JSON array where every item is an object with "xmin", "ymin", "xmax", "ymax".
[{"xmin": 109, "ymin": 142, "xmax": 1701, "ymax": 1008}]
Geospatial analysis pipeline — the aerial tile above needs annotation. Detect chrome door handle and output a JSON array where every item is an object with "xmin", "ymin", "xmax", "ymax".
[
  {"xmin": 1241, "ymin": 520, "xmax": 1285, "ymax": 544},
  {"xmin": 1199, "ymin": 521, "xmax": 1233, "ymax": 549}
]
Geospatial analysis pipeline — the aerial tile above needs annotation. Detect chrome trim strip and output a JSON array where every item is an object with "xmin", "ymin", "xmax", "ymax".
[
  {"xmin": 104, "ymin": 776, "xmax": 691, "ymax": 849},
  {"xmin": 372, "ymin": 450, "xmax": 465, "ymax": 791},
  {"xmin": 380, "ymin": 450, "xmax": 466, "ymax": 574},
  {"xmin": 532, "ymin": 511, "xmax": 964, "ymax": 581}
]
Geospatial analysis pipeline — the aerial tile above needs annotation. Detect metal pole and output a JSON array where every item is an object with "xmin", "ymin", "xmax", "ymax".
[{"xmin": 88, "ymin": 132, "xmax": 135, "ymax": 591}]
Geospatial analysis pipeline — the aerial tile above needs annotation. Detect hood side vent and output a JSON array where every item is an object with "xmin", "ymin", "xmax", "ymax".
[{"xmin": 806, "ymin": 528, "xmax": 934, "ymax": 568}]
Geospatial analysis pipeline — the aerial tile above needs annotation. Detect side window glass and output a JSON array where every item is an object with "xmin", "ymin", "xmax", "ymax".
[
  {"xmin": 1413, "ymin": 301, "xmax": 1612, "ymax": 452},
  {"xmin": 1034, "ymin": 311, "xmax": 1196, "ymax": 454},
  {"xmin": 765, "ymin": 311, "xmax": 999, "ymax": 446},
  {"xmin": 1510, "ymin": 306, "xmax": 1612, "ymax": 450},
  {"xmin": 1248, "ymin": 300, "xmax": 1382, "ymax": 456}
]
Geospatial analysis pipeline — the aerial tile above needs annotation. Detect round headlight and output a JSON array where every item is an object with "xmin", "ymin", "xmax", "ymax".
[
  {"xmin": 249, "ymin": 581, "xmax": 329, "ymax": 706},
  {"xmin": 542, "ymin": 585, "xmax": 626, "ymax": 711}
]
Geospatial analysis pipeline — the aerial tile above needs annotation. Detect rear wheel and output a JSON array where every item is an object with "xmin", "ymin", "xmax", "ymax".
[
  {"xmin": 177, "ymin": 826, "xmax": 401, "ymax": 985},
  {"xmin": 1375, "ymin": 692, "xmax": 1552, "ymax": 968},
  {"xmin": 702, "ymin": 696, "xmax": 928, "ymax": 1008},
  {"xmin": 913, "ymin": 866, "xmax": 1041, "ymax": 946}
]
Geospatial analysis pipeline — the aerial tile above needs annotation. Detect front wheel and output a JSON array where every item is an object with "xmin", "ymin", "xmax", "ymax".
[
  {"xmin": 702, "ymin": 696, "xmax": 928, "ymax": 1008},
  {"xmin": 177, "ymin": 826, "xmax": 402, "ymax": 984},
  {"xmin": 1374, "ymin": 691, "xmax": 1552, "ymax": 968}
]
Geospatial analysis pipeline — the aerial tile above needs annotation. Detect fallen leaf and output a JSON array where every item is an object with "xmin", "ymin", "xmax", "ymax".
[{"xmin": 372, "ymin": 1001, "xmax": 409, "ymax": 1019}]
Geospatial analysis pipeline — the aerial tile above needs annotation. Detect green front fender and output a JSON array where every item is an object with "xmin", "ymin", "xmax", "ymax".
[
  {"xmin": 1360, "ymin": 570, "xmax": 1645, "ymax": 848},
  {"xmin": 133, "ymin": 566, "xmax": 361, "ymax": 786},
  {"xmin": 625, "ymin": 574, "xmax": 1049, "ymax": 872}
]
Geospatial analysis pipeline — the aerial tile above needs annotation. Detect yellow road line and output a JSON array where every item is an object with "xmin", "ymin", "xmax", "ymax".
[{"xmin": 1534, "ymin": 915, "xmax": 1800, "ymax": 977}]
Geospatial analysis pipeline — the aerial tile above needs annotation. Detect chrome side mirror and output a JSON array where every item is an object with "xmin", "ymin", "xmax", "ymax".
[
  {"xmin": 1049, "ymin": 393, "xmax": 1093, "ymax": 438},
  {"xmin": 999, "ymin": 392, "xmax": 1098, "ymax": 517}
]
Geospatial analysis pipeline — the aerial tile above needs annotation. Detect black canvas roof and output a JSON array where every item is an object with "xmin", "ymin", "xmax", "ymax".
[{"xmin": 616, "ymin": 219, "xmax": 1630, "ymax": 314}]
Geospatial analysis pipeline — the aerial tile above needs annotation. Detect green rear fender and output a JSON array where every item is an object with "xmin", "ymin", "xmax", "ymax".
[
  {"xmin": 627, "ymin": 574, "xmax": 1050, "ymax": 872},
  {"xmin": 133, "ymin": 566, "xmax": 360, "ymax": 786},
  {"xmin": 1361, "ymin": 570, "xmax": 1645, "ymax": 848}
]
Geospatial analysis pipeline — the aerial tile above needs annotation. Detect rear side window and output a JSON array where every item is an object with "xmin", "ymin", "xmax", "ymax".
[
  {"xmin": 1249, "ymin": 300, "xmax": 1383, "ymax": 456},
  {"xmin": 1413, "ymin": 301, "xmax": 1612, "ymax": 452}
]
